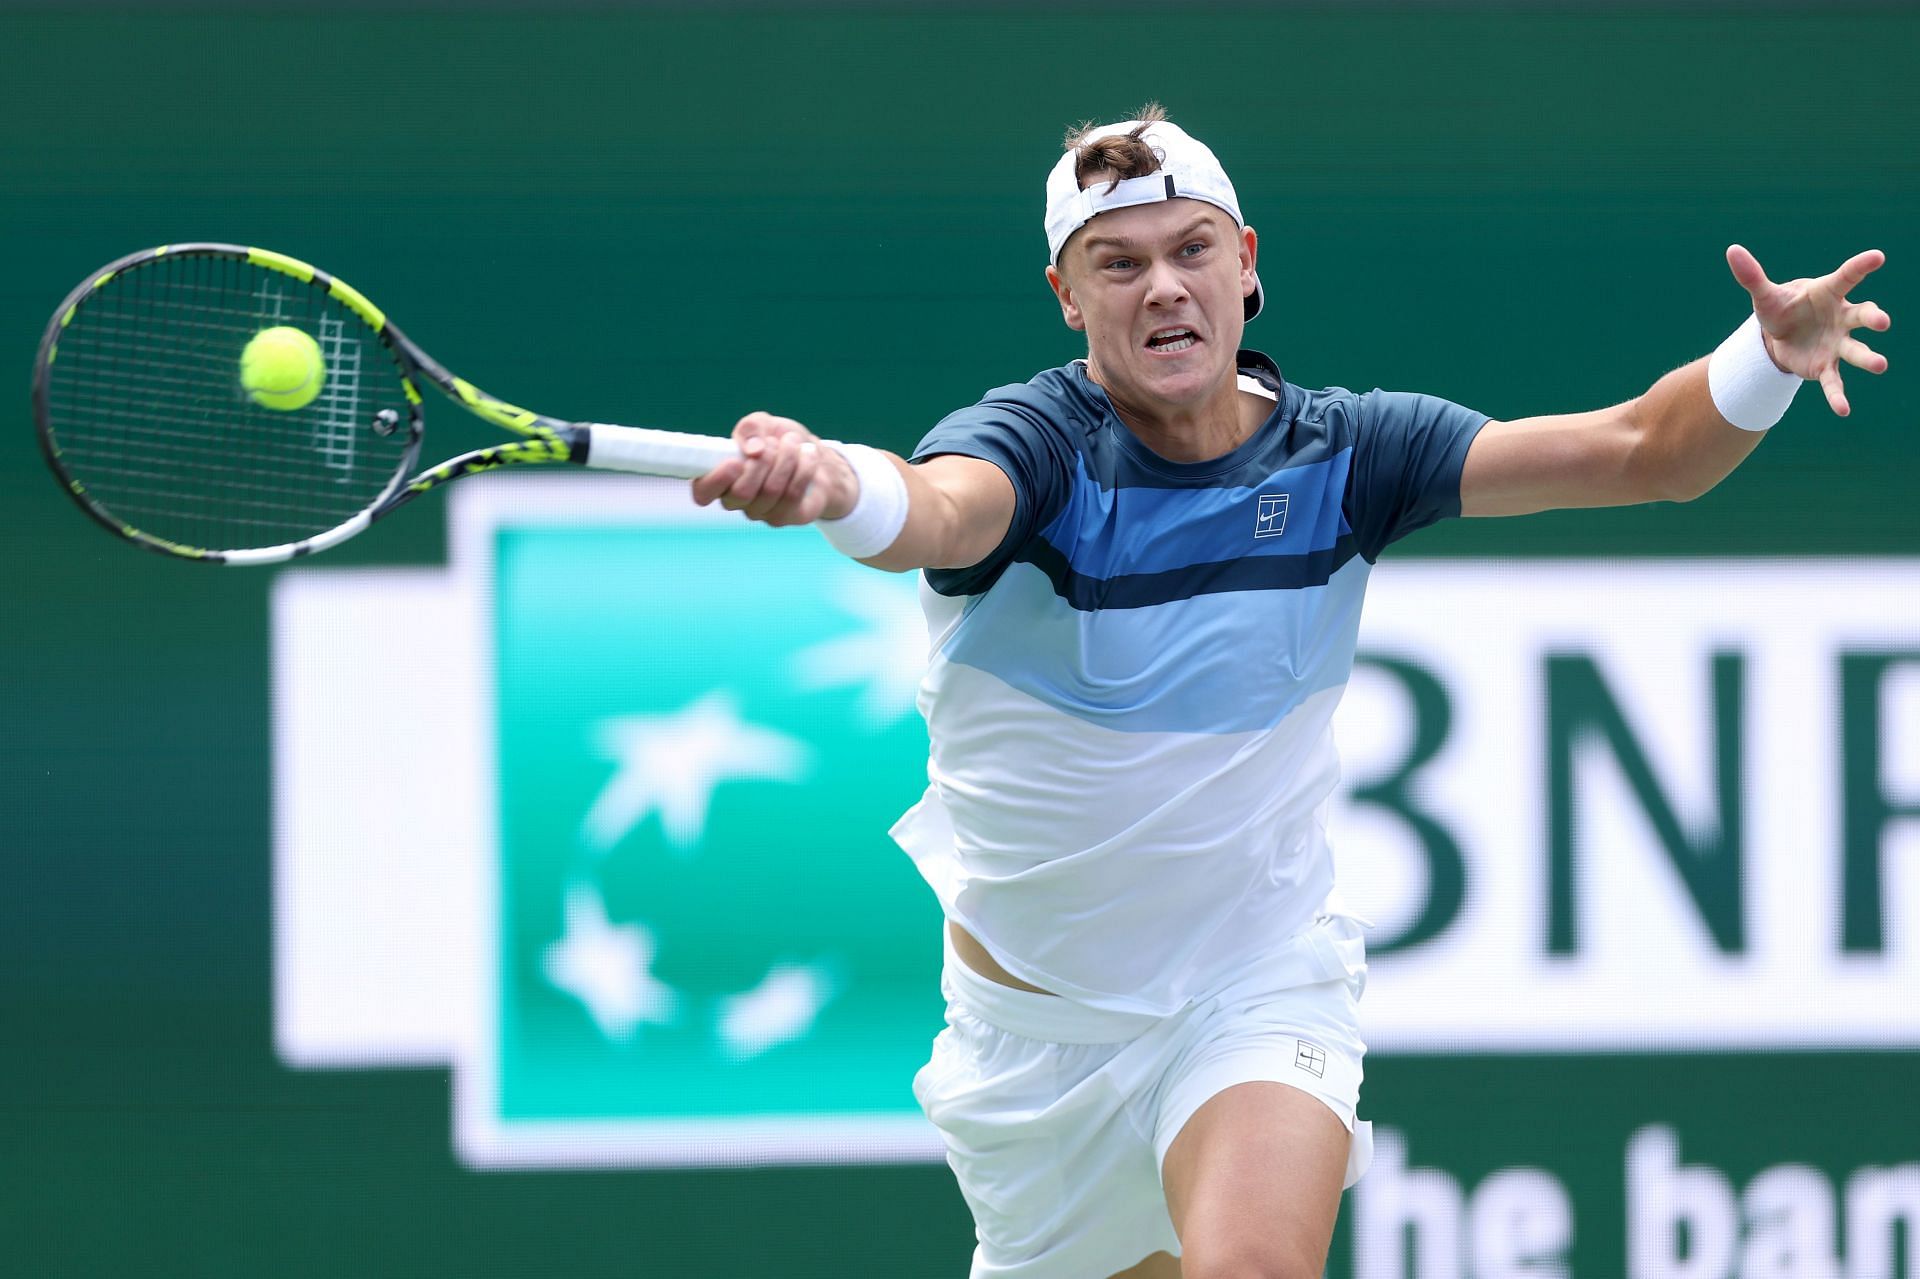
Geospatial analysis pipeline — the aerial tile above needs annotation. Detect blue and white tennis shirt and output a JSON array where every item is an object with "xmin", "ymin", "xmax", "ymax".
[{"xmin": 888, "ymin": 351, "xmax": 1487, "ymax": 1015}]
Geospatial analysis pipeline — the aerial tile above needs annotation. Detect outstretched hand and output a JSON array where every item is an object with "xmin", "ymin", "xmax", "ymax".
[{"xmin": 1727, "ymin": 245, "xmax": 1891, "ymax": 417}]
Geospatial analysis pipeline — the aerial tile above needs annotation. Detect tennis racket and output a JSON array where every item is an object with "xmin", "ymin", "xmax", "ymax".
[{"xmin": 33, "ymin": 242, "xmax": 746, "ymax": 565}]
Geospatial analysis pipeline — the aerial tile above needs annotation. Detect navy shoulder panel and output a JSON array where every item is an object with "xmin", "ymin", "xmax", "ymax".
[
  {"xmin": 912, "ymin": 367, "xmax": 1088, "ymax": 597},
  {"xmin": 1344, "ymin": 389, "xmax": 1489, "ymax": 560}
]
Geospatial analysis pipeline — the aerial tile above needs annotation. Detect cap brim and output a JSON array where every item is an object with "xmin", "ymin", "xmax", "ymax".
[{"xmin": 1245, "ymin": 272, "xmax": 1265, "ymax": 323}]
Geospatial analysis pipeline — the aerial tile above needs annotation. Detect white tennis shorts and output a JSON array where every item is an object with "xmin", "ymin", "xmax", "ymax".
[{"xmin": 912, "ymin": 915, "xmax": 1372, "ymax": 1279}]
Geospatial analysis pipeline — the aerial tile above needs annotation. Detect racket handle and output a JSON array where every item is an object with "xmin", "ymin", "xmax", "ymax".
[{"xmin": 579, "ymin": 423, "xmax": 742, "ymax": 478}]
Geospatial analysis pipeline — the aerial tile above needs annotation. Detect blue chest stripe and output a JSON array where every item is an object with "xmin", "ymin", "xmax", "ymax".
[
  {"xmin": 1025, "ymin": 534, "xmax": 1362, "ymax": 611},
  {"xmin": 1037, "ymin": 450, "xmax": 1354, "ymax": 582}
]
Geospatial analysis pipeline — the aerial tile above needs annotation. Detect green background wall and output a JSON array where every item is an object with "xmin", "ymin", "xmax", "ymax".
[{"xmin": 4, "ymin": 7, "xmax": 1915, "ymax": 1277}]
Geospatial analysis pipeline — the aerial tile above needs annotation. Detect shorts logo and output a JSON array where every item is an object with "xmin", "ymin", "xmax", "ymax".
[
  {"xmin": 1294, "ymin": 1040, "xmax": 1326, "ymax": 1078},
  {"xmin": 1254, "ymin": 493, "xmax": 1289, "ymax": 539}
]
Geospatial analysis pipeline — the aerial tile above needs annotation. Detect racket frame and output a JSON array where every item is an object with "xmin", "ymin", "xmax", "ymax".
[{"xmin": 34, "ymin": 242, "xmax": 736, "ymax": 566}]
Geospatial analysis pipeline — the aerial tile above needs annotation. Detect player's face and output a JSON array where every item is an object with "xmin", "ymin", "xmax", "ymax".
[{"xmin": 1048, "ymin": 196, "xmax": 1257, "ymax": 421}]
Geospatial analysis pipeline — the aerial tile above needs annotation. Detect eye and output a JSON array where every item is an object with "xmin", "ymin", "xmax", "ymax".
[
  {"xmin": 1180, "ymin": 241, "xmax": 1207, "ymax": 258},
  {"xmin": 1104, "ymin": 257, "xmax": 1138, "ymax": 272}
]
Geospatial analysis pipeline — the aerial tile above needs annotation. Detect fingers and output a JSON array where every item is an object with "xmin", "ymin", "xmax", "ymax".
[
  {"xmin": 724, "ymin": 434, "xmax": 774, "ymax": 507},
  {"xmin": 1726, "ymin": 243, "xmax": 1774, "ymax": 301},
  {"xmin": 1833, "ymin": 248, "xmax": 1886, "ymax": 293},
  {"xmin": 1847, "ymin": 300, "xmax": 1892, "ymax": 332},
  {"xmin": 741, "ymin": 440, "xmax": 815, "ymax": 523},
  {"xmin": 689, "ymin": 455, "xmax": 745, "ymax": 507},
  {"xmin": 1839, "ymin": 336, "xmax": 1889, "ymax": 375},
  {"xmin": 1818, "ymin": 363, "xmax": 1850, "ymax": 417},
  {"xmin": 699, "ymin": 411, "xmax": 834, "ymax": 525},
  {"xmin": 1730, "ymin": 246, "xmax": 1887, "ymax": 306}
]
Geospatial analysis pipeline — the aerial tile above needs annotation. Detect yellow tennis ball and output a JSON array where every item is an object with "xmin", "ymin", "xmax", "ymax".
[{"xmin": 240, "ymin": 326, "xmax": 326, "ymax": 412}]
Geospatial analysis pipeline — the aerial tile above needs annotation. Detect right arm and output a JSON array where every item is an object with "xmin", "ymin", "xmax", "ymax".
[{"xmin": 688, "ymin": 411, "xmax": 1016, "ymax": 573}]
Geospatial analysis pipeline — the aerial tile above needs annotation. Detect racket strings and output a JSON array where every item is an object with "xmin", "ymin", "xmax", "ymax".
[{"xmin": 41, "ymin": 253, "xmax": 415, "ymax": 552}]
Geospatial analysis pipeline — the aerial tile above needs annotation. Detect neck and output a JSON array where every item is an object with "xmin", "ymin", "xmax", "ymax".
[{"xmin": 1091, "ymin": 364, "xmax": 1267, "ymax": 464}]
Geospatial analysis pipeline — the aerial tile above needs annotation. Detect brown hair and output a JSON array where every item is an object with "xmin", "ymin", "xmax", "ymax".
[{"xmin": 1063, "ymin": 101, "xmax": 1168, "ymax": 192}]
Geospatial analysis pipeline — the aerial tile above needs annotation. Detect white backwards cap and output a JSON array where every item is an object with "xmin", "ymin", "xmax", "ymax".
[{"xmin": 1044, "ymin": 117, "xmax": 1263, "ymax": 322}]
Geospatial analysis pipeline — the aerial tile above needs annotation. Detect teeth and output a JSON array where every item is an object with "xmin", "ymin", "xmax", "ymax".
[{"xmin": 1153, "ymin": 335, "xmax": 1196, "ymax": 352}]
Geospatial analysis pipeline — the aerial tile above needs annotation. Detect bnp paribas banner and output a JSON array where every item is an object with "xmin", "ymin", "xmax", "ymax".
[{"xmin": 273, "ymin": 477, "xmax": 1919, "ymax": 1275}]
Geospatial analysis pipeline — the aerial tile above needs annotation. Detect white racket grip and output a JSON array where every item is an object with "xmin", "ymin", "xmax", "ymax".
[{"xmin": 580, "ymin": 423, "xmax": 742, "ymax": 478}]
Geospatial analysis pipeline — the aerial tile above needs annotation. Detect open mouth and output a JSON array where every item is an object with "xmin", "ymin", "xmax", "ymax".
[{"xmin": 1145, "ymin": 328, "xmax": 1199, "ymax": 353}]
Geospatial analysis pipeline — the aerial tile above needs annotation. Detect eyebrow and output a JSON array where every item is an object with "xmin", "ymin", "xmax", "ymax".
[{"xmin": 1078, "ymin": 215, "xmax": 1217, "ymax": 255}]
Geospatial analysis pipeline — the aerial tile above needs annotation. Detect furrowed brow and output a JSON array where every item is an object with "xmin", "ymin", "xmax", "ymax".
[{"xmin": 1080, "ymin": 216, "xmax": 1218, "ymax": 255}]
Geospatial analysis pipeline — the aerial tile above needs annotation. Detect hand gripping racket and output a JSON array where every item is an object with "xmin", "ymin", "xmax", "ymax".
[{"xmin": 32, "ymin": 243, "xmax": 742, "ymax": 565}]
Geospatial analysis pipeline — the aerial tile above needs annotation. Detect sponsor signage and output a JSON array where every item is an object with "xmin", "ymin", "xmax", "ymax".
[
  {"xmin": 1347, "ymin": 1050, "xmax": 1920, "ymax": 1279},
  {"xmin": 1333, "ymin": 560, "xmax": 1920, "ymax": 1050},
  {"xmin": 272, "ymin": 477, "xmax": 1919, "ymax": 1172},
  {"xmin": 275, "ymin": 480, "xmax": 943, "ymax": 1168}
]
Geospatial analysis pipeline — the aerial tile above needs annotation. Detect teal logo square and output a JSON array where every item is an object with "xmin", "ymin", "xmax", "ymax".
[{"xmin": 487, "ymin": 513, "xmax": 945, "ymax": 1162}]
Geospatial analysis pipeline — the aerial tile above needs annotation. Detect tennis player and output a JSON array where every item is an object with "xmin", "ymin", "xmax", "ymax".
[{"xmin": 692, "ymin": 106, "xmax": 1889, "ymax": 1279}]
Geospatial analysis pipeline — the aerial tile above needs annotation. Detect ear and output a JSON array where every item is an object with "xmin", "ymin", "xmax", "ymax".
[
  {"xmin": 1240, "ymin": 225, "xmax": 1259, "ymax": 304},
  {"xmin": 1046, "ymin": 263, "xmax": 1087, "ymax": 333}
]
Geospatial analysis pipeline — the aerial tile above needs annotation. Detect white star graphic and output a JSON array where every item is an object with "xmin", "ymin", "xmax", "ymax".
[
  {"xmin": 716, "ymin": 961, "xmax": 839, "ymax": 1061},
  {"xmin": 541, "ymin": 884, "xmax": 676, "ymax": 1042},
  {"xmin": 581, "ymin": 690, "xmax": 811, "ymax": 853},
  {"xmin": 790, "ymin": 570, "xmax": 926, "ymax": 728}
]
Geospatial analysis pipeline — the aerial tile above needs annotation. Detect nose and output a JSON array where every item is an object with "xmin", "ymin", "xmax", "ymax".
[{"xmin": 1143, "ymin": 257, "xmax": 1189, "ymax": 308}]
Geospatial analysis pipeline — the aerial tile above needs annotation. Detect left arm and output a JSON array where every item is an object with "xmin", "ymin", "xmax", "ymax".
[{"xmin": 1461, "ymin": 245, "xmax": 1891, "ymax": 517}]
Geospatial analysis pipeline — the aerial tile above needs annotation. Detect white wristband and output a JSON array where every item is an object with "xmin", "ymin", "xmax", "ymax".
[
  {"xmin": 817, "ymin": 443, "xmax": 909, "ymax": 559},
  {"xmin": 1708, "ymin": 313, "xmax": 1801, "ymax": 432}
]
